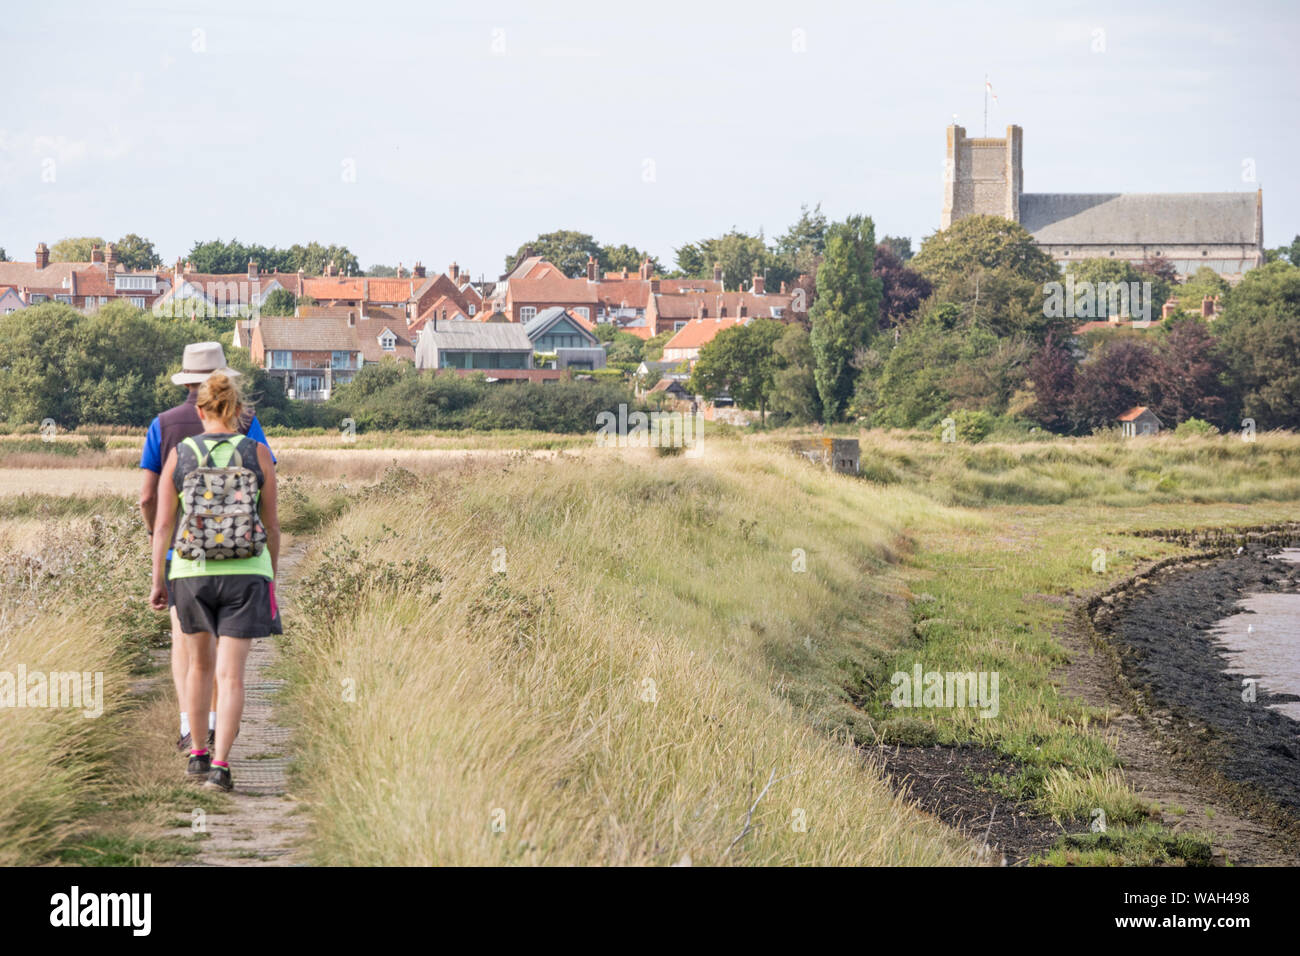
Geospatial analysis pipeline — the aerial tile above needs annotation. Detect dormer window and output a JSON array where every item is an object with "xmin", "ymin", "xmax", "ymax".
[{"xmin": 380, "ymin": 331, "xmax": 396, "ymax": 351}]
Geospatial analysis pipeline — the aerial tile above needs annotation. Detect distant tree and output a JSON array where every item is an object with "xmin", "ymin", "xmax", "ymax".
[
  {"xmin": 286, "ymin": 242, "xmax": 360, "ymax": 276},
  {"xmin": 773, "ymin": 203, "xmax": 828, "ymax": 283},
  {"xmin": 0, "ymin": 247, "xmax": 8, "ymax": 262},
  {"xmin": 1214, "ymin": 260, "xmax": 1300, "ymax": 429},
  {"xmin": 1066, "ymin": 258, "xmax": 1170, "ymax": 320},
  {"xmin": 770, "ymin": 322, "xmax": 821, "ymax": 423},
  {"xmin": 874, "ymin": 243, "xmax": 932, "ymax": 328},
  {"xmin": 1147, "ymin": 317, "xmax": 1229, "ymax": 427},
  {"xmin": 1027, "ymin": 333, "xmax": 1077, "ymax": 433},
  {"xmin": 365, "ymin": 264, "xmax": 398, "ymax": 277},
  {"xmin": 599, "ymin": 243, "xmax": 664, "ymax": 276},
  {"xmin": 260, "ymin": 289, "xmax": 297, "ymax": 316},
  {"xmin": 912, "ymin": 216, "xmax": 1058, "ymax": 287},
  {"xmin": 878, "ymin": 235, "xmax": 914, "ymax": 261},
  {"xmin": 51, "ymin": 236, "xmax": 106, "ymax": 262},
  {"xmin": 1071, "ymin": 338, "xmax": 1158, "ymax": 432},
  {"xmin": 504, "ymin": 230, "xmax": 600, "ymax": 277},
  {"xmin": 673, "ymin": 242, "xmax": 707, "ymax": 278},
  {"xmin": 688, "ymin": 318, "xmax": 785, "ymax": 423},
  {"xmin": 674, "ymin": 229, "xmax": 776, "ymax": 291},
  {"xmin": 809, "ymin": 215, "xmax": 883, "ymax": 420},
  {"xmin": 186, "ymin": 239, "xmax": 359, "ymax": 276},
  {"xmin": 1167, "ymin": 266, "xmax": 1230, "ymax": 318},
  {"xmin": 643, "ymin": 329, "xmax": 673, "ymax": 361},
  {"xmin": 115, "ymin": 233, "xmax": 161, "ymax": 270}
]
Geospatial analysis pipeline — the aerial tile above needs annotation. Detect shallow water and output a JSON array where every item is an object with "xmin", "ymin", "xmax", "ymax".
[{"xmin": 1210, "ymin": 549, "xmax": 1300, "ymax": 722}]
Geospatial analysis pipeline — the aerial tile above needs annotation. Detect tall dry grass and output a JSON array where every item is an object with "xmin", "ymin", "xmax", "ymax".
[
  {"xmin": 283, "ymin": 445, "xmax": 978, "ymax": 865},
  {"xmin": 0, "ymin": 509, "xmax": 149, "ymax": 864}
]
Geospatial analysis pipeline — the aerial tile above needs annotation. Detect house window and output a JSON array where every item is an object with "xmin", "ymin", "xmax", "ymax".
[
  {"xmin": 380, "ymin": 333, "xmax": 396, "ymax": 351},
  {"xmin": 98, "ymin": 296, "xmax": 109, "ymax": 305},
  {"xmin": 468, "ymin": 304, "xmax": 476, "ymax": 316},
  {"xmin": 129, "ymin": 296, "xmax": 146, "ymax": 308},
  {"xmin": 770, "ymin": 307, "xmax": 784, "ymax": 319},
  {"xmin": 55, "ymin": 295, "xmax": 73, "ymax": 304},
  {"xmin": 574, "ymin": 307, "xmax": 590, "ymax": 320},
  {"xmin": 331, "ymin": 351, "xmax": 353, "ymax": 369},
  {"xmin": 115, "ymin": 275, "xmax": 155, "ymax": 291},
  {"xmin": 674, "ymin": 321, "xmax": 687, "ymax": 331},
  {"xmin": 30, "ymin": 294, "xmax": 47, "ymax": 303},
  {"xmin": 519, "ymin": 307, "xmax": 537, "ymax": 322},
  {"xmin": 269, "ymin": 351, "xmax": 292, "ymax": 369}
]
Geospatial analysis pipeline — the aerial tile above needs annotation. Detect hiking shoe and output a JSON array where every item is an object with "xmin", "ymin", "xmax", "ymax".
[
  {"xmin": 186, "ymin": 752, "xmax": 211, "ymax": 777},
  {"xmin": 204, "ymin": 765, "xmax": 233, "ymax": 792},
  {"xmin": 176, "ymin": 731, "xmax": 192, "ymax": 754}
]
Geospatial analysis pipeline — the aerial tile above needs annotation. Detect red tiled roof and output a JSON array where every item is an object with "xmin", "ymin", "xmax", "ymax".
[
  {"xmin": 302, "ymin": 276, "xmax": 366, "ymax": 300},
  {"xmin": 508, "ymin": 274, "xmax": 599, "ymax": 306},
  {"xmin": 1117, "ymin": 406, "xmax": 1152, "ymax": 422},
  {"xmin": 663, "ymin": 316, "xmax": 748, "ymax": 350}
]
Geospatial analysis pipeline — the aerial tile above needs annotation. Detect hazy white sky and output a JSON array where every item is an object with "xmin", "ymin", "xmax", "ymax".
[{"xmin": 2, "ymin": 0, "xmax": 1295, "ymax": 278}]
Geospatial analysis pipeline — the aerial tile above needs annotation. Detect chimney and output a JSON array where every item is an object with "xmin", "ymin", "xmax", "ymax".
[
  {"xmin": 248, "ymin": 259, "xmax": 258, "ymax": 280},
  {"xmin": 712, "ymin": 262, "xmax": 722, "ymax": 284},
  {"xmin": 780, "ymin": 281, "xmax": 787, "ymax": 294},
  {"xmin": 413, "ymin": 262, "xmax": 426, "ymax": 279},
  {"xmin": 1162, "ymin": 298, "xmax": 1179, "ymax": 320},
  {"xmin": 638, "ymin": 256, "xmax": 652, "ymax": 281},
  {"xmin": 650, "ymin": 278, "xmax": 660, "ymax": 294},
  {"xmin": 35, "ymin": 242, "xmax": 49, "ymax": 270},
  {"xmin": 621, "ymin": 267, "xmax": 629, "ymax": 279},
  {"xmin": 752, "ymin": 274, "xmax": 765, "ymax": 295},
  {"xmin": 104, "ymin": 243, "xmax": 118, "ymax": 272},
  {"xmin": 396, "ymin": 262, "xmax": 404, "ymax": 279},
  {"xmin": 90, "ymin": 244, "xmax": 104, "ymax": 264},
  {"xmin": 586, "ymin": 255, "xmax": 597, "ymax": 282},
  {"xmin": 449, "ymin": 262, "xmax": 459, "ymax": 281},
  {"xmin": 1201, "ymin": 295, "xmax": 1216, "ymax": 318}
]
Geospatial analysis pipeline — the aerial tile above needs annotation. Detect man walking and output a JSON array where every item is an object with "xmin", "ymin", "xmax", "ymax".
[{"xmin": 139, "ymin": 342, "xmax": 276, "ymax": 751}]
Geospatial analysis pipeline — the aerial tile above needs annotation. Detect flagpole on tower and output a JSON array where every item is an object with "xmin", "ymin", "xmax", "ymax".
[{"xmin": 984, "ymin": 73, "xmax": 988, "ymax": 137}]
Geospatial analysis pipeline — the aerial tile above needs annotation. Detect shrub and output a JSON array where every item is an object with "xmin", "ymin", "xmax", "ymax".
[{"xmin": 1173, "ymin": 417, "xmax": 1218, "ymax": 437}]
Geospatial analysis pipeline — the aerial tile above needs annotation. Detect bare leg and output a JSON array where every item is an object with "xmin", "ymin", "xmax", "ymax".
[
  {"xmin": 170, "ymin": 607, "xmax": 187, "ymax": 714},
  {"xmin": 184, "ymin": 630, "xmax": 216, "ymax": 751},
  {"xmin": 213, "ymin": 637, "xmax": 253, "ymax": 765}
]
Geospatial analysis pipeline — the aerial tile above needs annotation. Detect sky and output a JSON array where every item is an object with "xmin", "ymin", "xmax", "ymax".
[{"xmin": 2, "ymin": 0, "xmax": 1297, "ymax": 280}]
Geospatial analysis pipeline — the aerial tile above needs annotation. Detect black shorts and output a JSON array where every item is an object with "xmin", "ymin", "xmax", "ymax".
[{"xmin": 171, "ymin": 574, "xmax": 276, "ymax": 639}]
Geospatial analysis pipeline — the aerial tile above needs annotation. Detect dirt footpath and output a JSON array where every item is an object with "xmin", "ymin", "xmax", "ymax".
[{"xmin": 174, "ymin": 541, "xmax": 308, "ymax": 866}]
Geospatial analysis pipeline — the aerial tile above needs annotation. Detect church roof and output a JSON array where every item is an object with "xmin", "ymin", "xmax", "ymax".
[{"xmin": 1020, "ymin": 192, "xmax": 1258, "ymax": 246}]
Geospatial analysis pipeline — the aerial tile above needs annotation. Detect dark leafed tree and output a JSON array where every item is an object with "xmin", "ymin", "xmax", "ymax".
[
  {"xmin": 874, "ymin": 243, "xmax": 932, "ymax": 329},
  {"xmin": 1027, "ymin": 332, "xmax": 1077, "ymax": 433},
  {"xmin": 1148, "ymin": 317, "xmax": 1229, "ymax": 427},
  {"xmin": 912, "ymin": 215, "xmax": 1058, "ymax": 287},
  {"xmin": 1071, "ymin": 337, "xmax": 1158, "ymax": 432},
  {"xmin": 878, "ymin": 235, "xmax": 914, "ymax": 261}
]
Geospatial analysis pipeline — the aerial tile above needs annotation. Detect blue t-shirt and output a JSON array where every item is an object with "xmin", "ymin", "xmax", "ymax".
[
  {"xmin": 141, "ymin": 415, "xmax": 275, "ymax": 559},
  {"xmin": 140, "ymin": 415, "xmax": 274, "ymax": 473}
]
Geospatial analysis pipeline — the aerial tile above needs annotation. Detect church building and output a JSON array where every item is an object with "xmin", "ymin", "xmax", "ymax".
[{"xmin": 941, "ymin": 125, "xmax": 1264, "ymax": 282}]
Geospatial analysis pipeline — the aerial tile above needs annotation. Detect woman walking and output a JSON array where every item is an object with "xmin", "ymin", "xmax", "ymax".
[{"xmin": 149, "ymin": 373, "xmax": 280, "ymax": 792}]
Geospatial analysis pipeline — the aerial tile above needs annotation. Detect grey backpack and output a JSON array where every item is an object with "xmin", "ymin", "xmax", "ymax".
[{"xmin": 175, "ymin": 435, "xmax": 266, "ymax": 561}]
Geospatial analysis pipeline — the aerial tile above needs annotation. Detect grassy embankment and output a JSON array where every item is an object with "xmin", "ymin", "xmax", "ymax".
[{"xmin": 281, "ymin": 429, "xmax": 1300, "ymax": 865}]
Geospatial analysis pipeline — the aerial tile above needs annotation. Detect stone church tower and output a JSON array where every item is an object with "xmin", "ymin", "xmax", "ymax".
[
  {"xmin": 939, "ymin": 123, "xmax": 1263, "ymax": 281},
  {"xmin": 941, "ymin": 124, "xmax": 1022, "ymax": 229}
]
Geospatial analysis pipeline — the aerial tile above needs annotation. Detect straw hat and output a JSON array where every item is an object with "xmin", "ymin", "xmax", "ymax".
[{"xmin": 171, "ymin": 341, "xmax": 242, "ymax": 385}]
